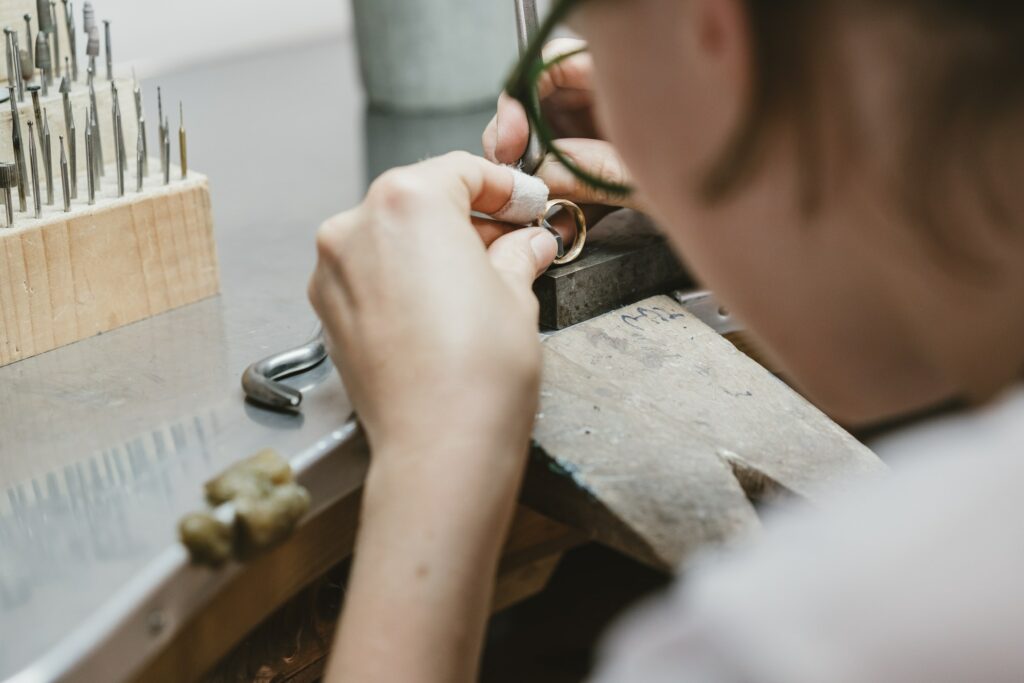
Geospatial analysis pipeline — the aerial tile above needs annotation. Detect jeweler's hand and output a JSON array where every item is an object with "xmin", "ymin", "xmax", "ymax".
[
  {"xmin": 310, "ymin": 152, "xmax": 559, "ymax": 683},
  {"xmin": 483, "ymin": 38, "xmax": 642, "ymax": 211},
  {"xmin": 308, "ymin": 151, "xmax": 557, "ymax": 459}
]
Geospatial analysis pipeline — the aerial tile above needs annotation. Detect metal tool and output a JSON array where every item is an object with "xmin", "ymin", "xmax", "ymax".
[
  {"xmin": 23, "ymin": 14, "xmax": 33, "ymax": 72},
  {"xmin": 0, "ymin": 162, "xmax": 18, "ymax": 227},
  {"xmin": 63, "ymin": 0, "xmax": 77, "ymax": 81},
  {"xmin": 8, "ymin": 85, "xmax": 28, "ymax": 212},
  {"xmin": 8, "ymin": 30, "xmax": 24, "ymax": 101},
  {"xmin": 178, "ymin": 102, "xmax": 187, "ymax": 178},
  {"xmin": 162, "ymin": 128, "xmax": 170, "ymax": 185},
  {"xmin": 19, "ymin": 45, "xmax": 34, "ymax": 85},
  {"xmin": 112, "ymin": 83, "xmax": 124, "ymax": 196},
  {"xmin": 84, "ymin": 108, "xmax": 94, "ymax": 204},
  {"xmin": 49, "ymin": 1, "xmax": 60, "ymax": 78},
  {"xmin": 34, "ymin": 30, "xmax": 50, "ymax": 94},
  {"xmin": 241, "ymin": 326, "xmax": 329, "ymax": 411},
  {"xmin": 27, "ymin": 120, "xmax": 41, "ymax": 218},
  {"xmin": 82, "ymin": 0, "xmax": 94, "ymax": 33},
  {"xmin": 42, "ymin": 111, "xmax": 53, "ymax": 205},
  {"xmin": 85, "ymin": 23, "xmax": 98, "ymax": 78},
  {"xmin": 157, "ymin": 85, "xmax": 165, "ymax": 173},
  {"xmin": 117, "ymin": 87, "xmax": 127, "ymax": 176},
  {"xmin": 135, "ymin": 125, "xmax": 143, "ymax": 191},
  {"xmin": 512, "ymin": 0, "xmax": 544, "ymax": 175},
  {"xmin": 4, "ymin": 30, "xmax": 17, "ymax": 99},
  {"xmin": 133, "ymin": 71, "xmax": 147, "ymax": 176},
  {"xmin": 87, "ymin": 104, "xmax": 99, "ymax": 192},
  {"xmin": 103, "ymin": 19, "xmax": 111, "ymax": 80},
  {"xmin": 510, "ymin": 0, "xmax": 588, "ymax": 266},
  {"xmin": 37, "ymin": 0, "xmax": 53, "ymax": 33},
  {"xmin": 59, "ymin": 135, "xmax": 69, "ymax": 211},
  {"xmin": 29, "ymin": 84, "xmax": 42, "ymax": 148},
  {"xmin": 87, "ymin": 69, "xmax": 102, "ymax": 173},
  {"xmin": 60, "ymin": 76, "xmax": 77, "ymax": 198},
  {"xmin": 671, "ymin": 290, "xmax": 742, "ymax": 335}
]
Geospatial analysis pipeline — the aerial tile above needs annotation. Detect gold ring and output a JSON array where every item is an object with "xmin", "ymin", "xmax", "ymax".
[{"xmin": 546, "ymin": 199, "xmax": 587, "ymax": 266}]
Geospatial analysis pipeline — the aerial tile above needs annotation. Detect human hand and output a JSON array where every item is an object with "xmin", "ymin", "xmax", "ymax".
[
  {"xmin": 483, "ymin": 38, "xmax": 642, "ymax": 211},
  {"xmin": 308, "ymin": 152, "xmax": 558, "ymax": 469}
]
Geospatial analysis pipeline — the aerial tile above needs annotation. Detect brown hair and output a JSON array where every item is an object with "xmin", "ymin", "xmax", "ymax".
[{"xmin": 704, "ymin": 1, "xmax": 1024, "ymax": 265}]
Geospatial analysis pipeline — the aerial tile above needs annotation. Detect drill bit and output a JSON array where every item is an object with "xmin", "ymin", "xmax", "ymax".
[
  {"xmin": 112, "ymin": 82, "xmax": 124, "ymax": 196},
  {"xmin": 37, "ymin": 0, "xmax": 53, "ymax": 33},
  {"xmin": 87, "ymin": 70, "xmax": 103, "ymax": 174},
  {"xmin": 60, "ymin": 76, "xmax": 71, "ymax": 132},
  {"xmin": 10, "ymin": 31, "xmax": 24, "ymax": 101},
  {"xmin": 49, "ymin": 1, "xmax": 60, "ymax": 79},
  {"xmin": 4, "ymin": 30, "xmax": 17, "ymax": 99},
  {"xmin": 84, "ymin": 109, "xmax": 94, "ymax": 204},
  {"xmin": 68, "ymin": 104, "xmax": 77, "ymax": 199},
  {"xmin": 63, "ymin": 0, "xmax": 77, "ymax": 81},
  {"xmin": 103, "ymin": 20, "xmax": 111, "ymax": 80},
  {"xmin": 136, "ymin": 125, "xmax": 143, "ymax": 191},
  {"xmin": 113, "ymin": 81, "xmax": 126, "ymax": 174},
  {"xmin": 42, "ymin": 110, "xmax": 53, "ymax": 205},
  {"xmin": 87, "ymin": 105, "xmax": 99, "ymax": 190},
  {"xmin": 85, "ymin": 24, "xmax": 97, "ymax": 78},
  {"xmin": 8, "ymin": 85, "xmax": 28, "ymax": 211},
  {"xmin": 82, "ymin": 1, "xmax": 94, "ymax": 35},
  {"xmin": 157, "ymin": 86, "xmax": 166, "ymax": 174},
  {"xmin": 133, "ymin": 71, "xmax": 148, "ymax": 176},
  {"xmin": 34, "ymin": 30, "xmax": 50, "ymax": 93},
  {"xmin": 59, "ymin": 135, "xmax": 69, "ymax": 211},
  {"xmin": 19, "ymin": 47, "xmax": 34, "ymax": 86},
  {"xmin": 27, "ymin": 120, "xmax": 40, "ymax": 218},
  {"xmin": 162, "ymin": 129, "xmax": 170, "ymax": 185},
  {"xmin": 178, "ymin": 102, "xmax": 187, "ymax": 179},
  {"xmin": 61, "ymin": 77, "xmax": 77, "ymax": 198},
  {"xmin": 23, "ymin": 15, "xmax": 33, "ymax": 72},
  {"xmin": 0, "ymin": 162, "xmax": 18, "ymax": 227},
  {"xmin": 29, "ymin": 84, "xmax": 43, "ymax": 149}
]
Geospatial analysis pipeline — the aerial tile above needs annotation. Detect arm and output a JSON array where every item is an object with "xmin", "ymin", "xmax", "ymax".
[
  {"xmin": 328, "ymin": 437, "xmax": 525, "ymax": 682},
  {"xmin": 309, "ymin": 152, "xmax": 558, "ymax": 682}
]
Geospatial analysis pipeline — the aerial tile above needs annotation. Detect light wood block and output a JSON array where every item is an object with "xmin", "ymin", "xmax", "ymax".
[{"xmin": 0, "ymin": 168, "xmax": 218, "ymax": 367}]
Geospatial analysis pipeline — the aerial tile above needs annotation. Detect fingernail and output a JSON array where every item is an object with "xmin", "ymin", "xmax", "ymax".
[{"xmin": 530, "ymin": 229, "xmax": 558, "ymax": 270}]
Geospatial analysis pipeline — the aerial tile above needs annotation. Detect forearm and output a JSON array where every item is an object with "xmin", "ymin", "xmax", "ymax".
[{"xmin": 325, "ymin": 437, "xmax": 527, "ymax": 683}]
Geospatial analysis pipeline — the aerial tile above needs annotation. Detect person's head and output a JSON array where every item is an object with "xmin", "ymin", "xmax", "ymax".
[{"xmin": 517, "ymin": 0, "xmax": 1024, "ymax": 424}]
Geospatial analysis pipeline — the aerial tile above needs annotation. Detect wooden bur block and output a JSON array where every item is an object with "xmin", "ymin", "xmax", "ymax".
[{"xmin": 0, "ymin": 171, "xmax": 219, "ymax": 367}]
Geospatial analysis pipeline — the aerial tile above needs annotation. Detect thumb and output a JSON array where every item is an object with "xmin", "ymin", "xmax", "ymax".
[{"xmin": 488, "ymin": 227, "xmax": 558, "ymax": 297}]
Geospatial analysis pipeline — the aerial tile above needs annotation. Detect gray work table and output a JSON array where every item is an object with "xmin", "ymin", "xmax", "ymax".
[{"xmin": 0, "ymin": 34, "xmax": 496, "ymax": 679}]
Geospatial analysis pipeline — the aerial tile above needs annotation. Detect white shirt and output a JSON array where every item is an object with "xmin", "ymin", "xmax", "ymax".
[{"xmin": 592, "ymin": 386, "xmax": 1024, "ymax": 683}]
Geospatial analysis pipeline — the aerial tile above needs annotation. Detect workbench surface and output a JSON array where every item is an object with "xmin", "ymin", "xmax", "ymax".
[{"xmin": 0, "ymin": 33, "xmax": 494, "ymax": 678}]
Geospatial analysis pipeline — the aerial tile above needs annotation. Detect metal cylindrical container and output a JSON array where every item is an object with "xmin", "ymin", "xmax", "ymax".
[{"xmin": 351, "ymin": 0, "xmax": 517, "ymax": 112}]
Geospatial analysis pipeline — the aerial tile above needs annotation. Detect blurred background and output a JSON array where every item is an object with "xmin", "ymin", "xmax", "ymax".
[{"xmin": 104, "ymin": 0, "xmax": 352, "ymax": 76}]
